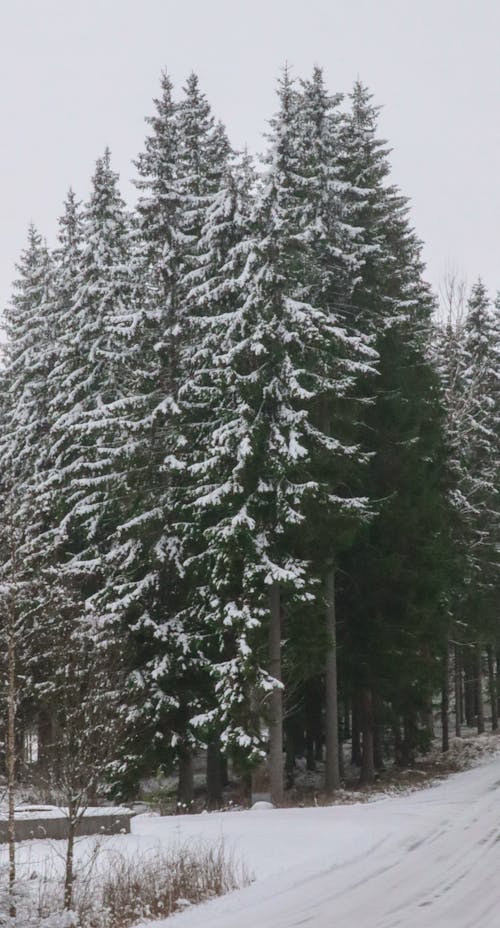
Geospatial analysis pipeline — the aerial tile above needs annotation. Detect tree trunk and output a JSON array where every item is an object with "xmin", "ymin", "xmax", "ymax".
[
  {"xmin": 464, "ymin": 651, "xmax": 475, "ymax": 727},
  {"xmin": 269, "ymin": 581, "xmax": 283, "ymax": 804},
  {"xmin": 359, "ymin": 687, "xmax": 374, "ymax": 786},
  {"xmin": 425, "ymin": 704, "xmax": 434, "ymax": 739},
  {"xmin": 241, "ymin": 766, "xmax": 252, "ymax": 804},
  {"xmin": 343, "ymin": 697, "xmax": 351, "ymax": 741},
  {"xmin": 351, "ymin": 693, "xmax": 362, "ymax": 766},
  {"xmin": 305, "ymin": 688, "xmax": 316, "ymax": 772},
  {"xmin": 64, "ymin": 803, "xmax": 77, "ymax": 910},
  {"xmin": 373, "ymin": 694, "xmax": 385, "ymax": 771},
  {"xmin": 338, "ymin": 733, "xmax": 345, "ymax": 780},
  {"xmin": 373, "ymin": 727, "xmax": 384, "ymax": 771},
  {"xmin": 285, "ymin": 741, "xmax": 295, "ymax": 790},
  {"xmin": 324, "ymin": 564, "xmax": 340, "ymax": 793},
  {"xmin": 177, "ymin": 748, "xmax": 194, "ymax": 804},
  {"xmin": 7, "ymin": 628, "xmax": 16, "ymax": 918},
  {"xmin": 423, "ymin": 645, "xmax": 434, "ymax": 738},
  {"xmin": 206, "ymin": 739, "xmax": 223, "ymax": 809},
  {"xmin": 476, "ymin": 643, "xmax": 485, "ymax": 734},
  {"xmin": 402, "ymin": 712, "xmax": 418, "ymax": 766},
  {"xmin": 394, "ymin": 722, "xmax": 404, "ymax": 767},
  {"xmin": 487, "ymin": 646, "xmax": 498, "ymax": 731},
  {"xmin": 454, "ymin": 643, "xmax": 462, "ymax": 737},
  {"xmin": 441, "ymin": 639, "xmax": 450, "ymax": 752},
  {"xmin": 496, "ymin": 652, "xmax": 500, "ymax": 721},
  {"xmin": 220, "ymin": 754, "xmax": 229, "ymax": 789}
]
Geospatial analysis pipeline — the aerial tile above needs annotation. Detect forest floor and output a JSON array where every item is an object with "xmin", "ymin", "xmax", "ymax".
[
  {"xmin": 139, "ymin": 727, "xmax": 500, "ymax": 813},
  {"xmin": 298, "ymin": 728, "xmax": 500, "ymax": 805}
]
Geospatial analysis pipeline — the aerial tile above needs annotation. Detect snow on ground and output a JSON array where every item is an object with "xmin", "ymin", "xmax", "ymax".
[
  {"xmin": 0, "ymin": 805, "xmax": 132, "ymax": 820},
  {"xmin": 3, "ymin": 744, "xmax": 500, "ymax": 927},
  {"xmin": 138, "ymin": 750, "xmax": 500, "ymax": 928}
]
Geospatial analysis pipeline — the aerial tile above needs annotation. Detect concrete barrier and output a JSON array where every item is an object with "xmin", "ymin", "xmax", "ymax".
[{"xmin": 0, "ymin": 807, "xmax": 132, "ymax": 843}]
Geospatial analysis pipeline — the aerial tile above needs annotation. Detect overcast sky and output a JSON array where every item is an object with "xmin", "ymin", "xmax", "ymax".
[{"xmin": 2, "ymin": 0, "xmax": 500, "ymax": 313}]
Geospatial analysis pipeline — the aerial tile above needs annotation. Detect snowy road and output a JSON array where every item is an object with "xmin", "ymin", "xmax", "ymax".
[{"xmin": 137, "ymin": 752, "xmax": 500, "ymax": 928}]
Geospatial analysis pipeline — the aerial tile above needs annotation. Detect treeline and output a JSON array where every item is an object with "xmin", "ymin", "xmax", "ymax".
[{"xmin": 1, "ymin": 66, "xmax": 499, "ymax": 806}]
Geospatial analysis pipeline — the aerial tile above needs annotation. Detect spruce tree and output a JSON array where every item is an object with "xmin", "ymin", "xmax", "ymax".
[
  {"xmin": 294, "ymin": 67, "xmax": 377, "ymax": 791},
  {"xmin": 0, "ymin": 226, "xmax": 55, "ymax": 762},
  {"xmin": 459, "ymin": 282, "xmax": 500, "ymax": 719},
  {"xmin": 106, "ymin": 71, "xmax": 231, "ymax": 795},
  {"xmin": 27, "ymin": 155, "xmax": 137, "ymax": 777},
  {"xmin": 1, "ymin": 226, "xmax": 54, "ymax": 538},
  {"xmin": 175, "ymin": 70, "xmax": 377, "ymax": 801},
  {"xmin": 337, "ymin": 82, "xmax": 453, "ymax": 778},
  {"xmin": 38, "ymin": 151, "xmax": 135, "ymax": 585},
  {"xmin": 172, "ymin": 157, "xmax": 261, "ymax": 773}
]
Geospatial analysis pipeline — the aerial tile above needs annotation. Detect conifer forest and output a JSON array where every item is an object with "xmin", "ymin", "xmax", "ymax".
[{"xmin": 2, "ymin": 65, "xmax": 500, "ymax": 808}]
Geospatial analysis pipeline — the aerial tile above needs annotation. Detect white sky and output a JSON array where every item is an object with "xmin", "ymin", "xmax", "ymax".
[{"xmin": 2, "ymin": 0, "xmax": 500, "ymax": 311}]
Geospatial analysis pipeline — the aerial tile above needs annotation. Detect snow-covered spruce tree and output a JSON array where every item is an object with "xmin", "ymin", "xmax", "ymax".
[
  {"xmin": 457, "ymin": 281, "xmax": 500, "ymax": 725},
  {"xmin": 26, "ymin": 154, "xmax": 137, "ymax": 787},
  {"xmin": 431, "ymin": 290, "xmax": 472, "ymax": 742},
  {"xmin": 295, "ymin": 67, "xmax": 365, "ymax": 311},
  {"xmin": 460, "ymin": 282, "xmax": 500, "ymax": 570},
  {"xmin": 435, "ymin": 280, "xmax": 500, "ymax": 736},
  {"xmin": 1, "ymin": 226, "xmax": 55, "ymax": 540},
  {"xmin": 0, "ymin": 226, "xmax": 55, "ymax": 745},
  {"xmin": 175, "ymin": 69, "xmax": 376, "ymax": 803},
  {"xmin": 19, "ymin": 191, "xmax": 85, "ymax": 764},
  {"xmin": 176, "ymin": 73, "xmax": 231, "ymax": 286},
  {"xmin": 336, "ymin": 81, "xmax": 454, "ymax": 779},
  {"xmin": 42, "ymin": 151, "xmax": 135, "ymax": 560},
  {"xmin": 105, "ymin": 71, "xmax": 231, "ymax": 799},
  {"xmin": 286, "ymin": 67, "xmax": 378, "ymax": 792},
  {"xmin": 170, "ymin": 155, "xmax": 262, "ymax": 785},
  {"xmin": 0, "ymin": 227, "xmax": 55, "ymax": 919}
]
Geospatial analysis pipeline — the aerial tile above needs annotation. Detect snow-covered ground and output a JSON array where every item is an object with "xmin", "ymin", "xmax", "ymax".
[
  {"xmin": 3, "ymin": 746, "xmax": 500, "ymax": 927},
  {"xmin": 139, "ymin": 750, "xmax": 500, "ymax": 928}
]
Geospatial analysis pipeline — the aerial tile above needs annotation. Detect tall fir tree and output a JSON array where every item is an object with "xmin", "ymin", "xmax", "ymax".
[
  {"xmin": 105, "ymin": 71, "xmax": 231, "ymax": 796},
  {"xmin": 27, "ymin": 154, "xmax": 137, "ymax": 774},
  {"xmin": 337, "ymin": 82, "xmax": 453, "ymax": 778},
  {"xmin": 1, "ymin": 226, "xmax": 54, "ymax": 538},
  {"xmin": 39, "ymin": 151, "xmax": 135, "ymax": 585},
  {"xmin": 460, "ymin": 283, "xmax": 500, "ymax": 658},
  {"xmin": 0, "ymin": 227, "xmax": 55, "ymax": 762},
  {"xmin": 174, "ymin": 70, "xmax": 377, "ymax": 801},
  {"xmin": 172, "ymin": 156, "xmax": 261, "ymax": 775}
]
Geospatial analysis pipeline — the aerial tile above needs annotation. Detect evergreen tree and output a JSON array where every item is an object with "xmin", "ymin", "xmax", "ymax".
[
  {"xmin": 461, "ymin": 281, "xmax": 500, "ymax": 570},
  {"xmin": 293, "ymin": 68, "xmax": 378, "ymax": 791},
  {"xmin": 38, "ymin": 151, "xmax": 135, "ymax": 587},
  {"xmin": 26, "ymin": 155, "xmax": 138, "ymax": 777},
  {"xmin": 459, "ymin": 283, "xmax": 500, "ymax": 699},
  {"xmin": 175, "ymin": 70, "xmax": 376, "ymax": 800},
  {"xmin": 105, "ymin": 71, "xmax": 231, "ymax": 796},
  {"xmin": 1, "ymin": 226, "xmax": 54, "ymax": 538},
  {"xmin": 337, "ymin": 82, "xmax": 453, "ymax": 778},
  {"xmin": 0, "ymin": 226, "xmax": 55, "ymax": 770},
  {"xmin": 172, "ymin": 157, "xmax": 260, "ymax": 773}
]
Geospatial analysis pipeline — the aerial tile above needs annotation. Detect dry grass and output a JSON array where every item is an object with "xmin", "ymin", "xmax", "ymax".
[
  {"xmin": 90, "ymin": 841, "xmax": 249, "ymax": 927},
  {"xmin": 30, "ymin": 839, "xmax": 250, "ymax": 928}
]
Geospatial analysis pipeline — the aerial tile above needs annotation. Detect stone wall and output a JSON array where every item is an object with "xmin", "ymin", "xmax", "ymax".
[{"xmin": 0, "ymin": 810, "xmax": 132, "ymax": 843}]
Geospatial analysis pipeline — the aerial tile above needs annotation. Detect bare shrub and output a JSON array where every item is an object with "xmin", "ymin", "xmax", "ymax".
[
  {"xmin": 90, "ymin": 840, "xmax": 249, "ymax": 927},
  {"xmin": 21, "ymin": 839, "xmax": 250, "ymax": 928}
]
